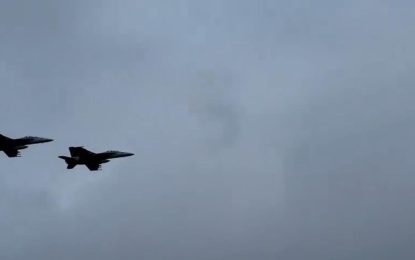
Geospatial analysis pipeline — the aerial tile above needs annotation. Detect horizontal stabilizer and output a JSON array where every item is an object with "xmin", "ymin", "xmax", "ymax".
[{"xmin": 59, "ymin": 156, "xmax": 77, "ymax": 169}]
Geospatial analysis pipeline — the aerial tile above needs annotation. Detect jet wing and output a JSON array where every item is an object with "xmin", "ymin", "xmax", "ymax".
[
  {"xmin": 3, "ymin": 149, "xmax": 20, "ymax": 157},
  {"xmin": 85, "ymin": 163, "xmax": 101, "ymax": 171},
  {"xmin": 69, "ymin": 147, "xmax": 95, "ymax": 158}
]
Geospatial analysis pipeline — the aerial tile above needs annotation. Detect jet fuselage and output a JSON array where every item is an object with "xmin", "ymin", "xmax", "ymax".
[
  {"xmin": 0, "ymin": 134, "xmax": 53, "ymax": 157},
  {"xmin": 59, "ymin": 147, "xmax": 134, "ymax": 171}
]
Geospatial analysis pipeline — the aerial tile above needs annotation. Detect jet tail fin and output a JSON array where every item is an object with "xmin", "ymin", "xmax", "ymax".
[{"xmin": 59, "ymin": 156, "xmax": 77, "ymax": 169}]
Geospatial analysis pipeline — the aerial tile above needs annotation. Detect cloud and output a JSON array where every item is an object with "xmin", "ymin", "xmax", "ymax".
[{"xmin": 1, "ymin": 0, "xmax": 415, "ymax": 259}]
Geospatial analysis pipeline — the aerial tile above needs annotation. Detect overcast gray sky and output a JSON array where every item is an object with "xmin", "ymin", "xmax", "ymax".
[{"xmin": 1, "ymin": 0, "xmax": 415, "ymax": 259}]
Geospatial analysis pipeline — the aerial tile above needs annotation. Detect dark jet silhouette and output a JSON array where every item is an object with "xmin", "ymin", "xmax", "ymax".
[
  {"xmin": 0, "ymin": 133, "xmax": 53, "ymax": 157},
  {"xmin": 59, "ymin": 146, "xmax": 134, "ymax": 171}
]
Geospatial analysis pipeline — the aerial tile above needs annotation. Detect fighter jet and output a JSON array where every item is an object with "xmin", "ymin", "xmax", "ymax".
[
  {"xmin": 0, "ymin": 133, "xmax": 53, "ymax": 157},
  {"xmin": 59, "ymin": 146, "xmax": 134, "ymax": 171}
]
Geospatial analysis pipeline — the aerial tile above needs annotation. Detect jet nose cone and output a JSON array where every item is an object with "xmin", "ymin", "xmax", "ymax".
[
  {"xmin": 106, "ymin": 151, "xmax": 134, "ymax": 158},
  {"xmin": 40, "ymin": 138, "xmax": 54, "ymax": 143}
]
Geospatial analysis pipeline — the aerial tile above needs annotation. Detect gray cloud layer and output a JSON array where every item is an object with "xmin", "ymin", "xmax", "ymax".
[{"xmin": 1, "ymin": 0, "xmax": 415, "ymax": 259}]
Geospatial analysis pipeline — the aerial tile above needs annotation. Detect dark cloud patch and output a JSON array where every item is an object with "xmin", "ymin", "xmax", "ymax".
[{"xmin": 188, "ymin": 70, "xmax": 241, "ymax": 148}]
